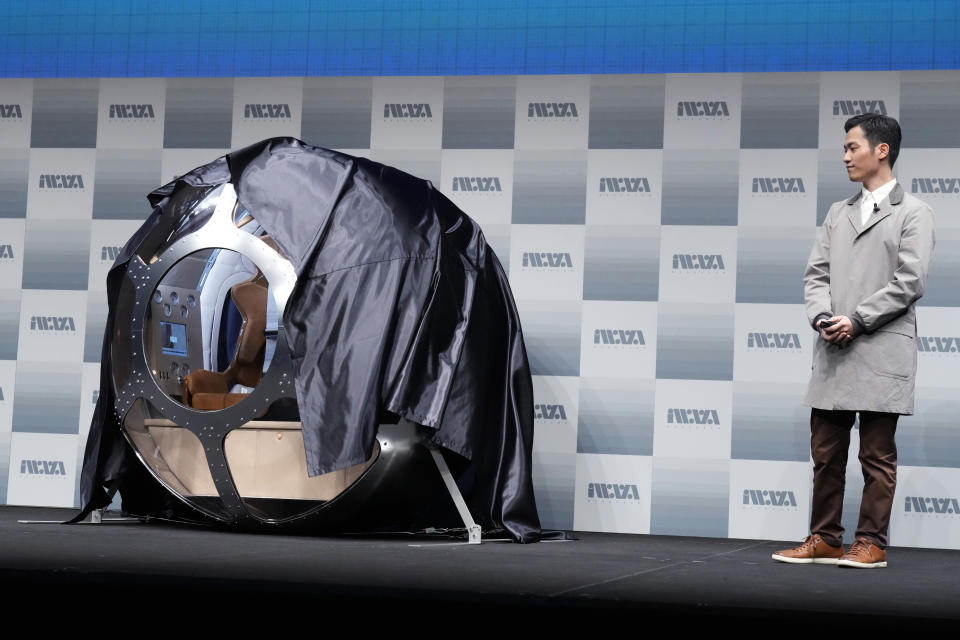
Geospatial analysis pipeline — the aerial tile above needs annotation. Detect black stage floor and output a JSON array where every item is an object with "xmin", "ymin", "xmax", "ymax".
[{"xmin": 2, "ymin": 506, "xmax": 957, "ymax": 630}]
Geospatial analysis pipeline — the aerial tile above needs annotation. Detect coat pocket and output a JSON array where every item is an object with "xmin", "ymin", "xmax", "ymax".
[
  {"xmin": 857, "ymin": 330, "xmax": 914, "ymax": 380},
  {"xmin": 877, "ymin": 314, "xmax": 915, "ymax": 338}
]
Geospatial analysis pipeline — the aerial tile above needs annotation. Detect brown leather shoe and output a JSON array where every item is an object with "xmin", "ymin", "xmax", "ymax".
[
  {"xmin": 772, "ymin": 534, "xmax": 844, "ymax": 564},
  {"xmin": 837, "ymin": 538, "xmax": 887, "ymax": 568}
]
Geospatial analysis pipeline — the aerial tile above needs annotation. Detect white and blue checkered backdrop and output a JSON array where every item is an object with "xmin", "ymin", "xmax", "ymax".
[{"xmin": 1, "ymin": 72, "xmax": 958, "ymax": 549}]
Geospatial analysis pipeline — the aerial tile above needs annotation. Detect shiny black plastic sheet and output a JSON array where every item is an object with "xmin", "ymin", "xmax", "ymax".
[{"xmin": 77, "ymin": 138, "xmax": 541, "ymax": 542}]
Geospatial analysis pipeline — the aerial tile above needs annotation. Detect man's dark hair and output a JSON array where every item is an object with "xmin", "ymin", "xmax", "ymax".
[{"xmin": 844, "ymin": 114, "xmax": 902, "ymax": 168}]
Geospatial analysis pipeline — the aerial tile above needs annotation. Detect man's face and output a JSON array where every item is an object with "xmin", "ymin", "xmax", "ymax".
[{"xmin": 843, "ymin": 125, "xmax": 888, "ymax": 183}]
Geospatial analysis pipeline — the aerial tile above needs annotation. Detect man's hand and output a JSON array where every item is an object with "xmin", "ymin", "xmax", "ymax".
[{"xmin": 818, "ymin": 316, "xmax": 855, "ymax": 347}]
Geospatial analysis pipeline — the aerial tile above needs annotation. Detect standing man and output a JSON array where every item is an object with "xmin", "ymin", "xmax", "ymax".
[{"xmin": 772, "ymin": 114, "xmax": 935, "ymax": 568}]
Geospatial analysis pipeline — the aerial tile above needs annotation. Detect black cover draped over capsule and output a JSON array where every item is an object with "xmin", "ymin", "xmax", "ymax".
[{"xmin": 77, "ymin": 138, "xmax": 541, "ymax": 543}]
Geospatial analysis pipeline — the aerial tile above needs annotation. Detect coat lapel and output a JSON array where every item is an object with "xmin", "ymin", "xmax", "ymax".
[
  {"xmin": 844, "ymin": 183, "xmax": 903, "ymax": 239},
  {"xmin": 844, "ymin": 191, "xmax": 862, "ymax": 234},
  {"xmin": 859, "ymin": 182, "xmax": 903, "ymax": 237}
]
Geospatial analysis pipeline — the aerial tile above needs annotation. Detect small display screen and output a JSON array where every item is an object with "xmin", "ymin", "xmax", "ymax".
[{"xmin": 160, "ymin": 321, "xmax": 188, "ymax": 356}]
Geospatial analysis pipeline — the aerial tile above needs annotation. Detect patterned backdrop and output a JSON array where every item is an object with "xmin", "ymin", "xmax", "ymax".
[{"xmin": 0, "ymin": 71, "xmax": 958, "ymax": 549}]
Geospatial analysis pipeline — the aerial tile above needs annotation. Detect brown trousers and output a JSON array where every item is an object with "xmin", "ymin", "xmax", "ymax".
[{"xmin": 809, "ymin": 408, "xmax": 899, "ymax": 549}]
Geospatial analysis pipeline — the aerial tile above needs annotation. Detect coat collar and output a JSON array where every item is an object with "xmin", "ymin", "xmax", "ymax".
[
  {"xmin": 844, "ymin": 182, "xmax": 903, "ymax": 236},
  {"xmin": 845, "ymin": 181, "xmax": 904, "ymax": 206}
]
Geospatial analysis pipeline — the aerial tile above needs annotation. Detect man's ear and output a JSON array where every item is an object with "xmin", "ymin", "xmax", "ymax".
[{"xmin": 876, "ymin": 142, "xmax": 890, "ymax": 161}]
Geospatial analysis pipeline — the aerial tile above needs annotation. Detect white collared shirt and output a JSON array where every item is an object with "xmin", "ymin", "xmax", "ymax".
[{"xmin": 860, "ymin": 178, "xmax": 897, "ymax": 226}]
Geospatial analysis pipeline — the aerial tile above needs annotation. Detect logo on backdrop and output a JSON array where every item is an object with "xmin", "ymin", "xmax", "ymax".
[
  {"xmin": 0, "ymin": 386, "xmax": 4, "ymax": 402},
  {"xmin": 243, "ymin": 103, "xmax": 292, "ymax": 120},
  {"xmin": 903, "ymin": 496, "xmax": 960, "ymax": 516},
  {"xmin": 0, "ymin": 104, "xmax": 23, "ymax": 119},
  {"xmin": 598, "ymin": 177, "xmax": 652, "ymax": 197},
  {"xmin": 38, "ymin": 174, "xmax": 86, "ymax": 190},
  {"xmin": 676, "ymin": 100, "xmax": 730, "ymax": 118},
  {"xmin": 534, "ymin": 403, "xmax": 568, "ymax": 422},
  {"xmin": 917, "ymin": 336, "xmax": 960, "ymax": 354},
  {"xmin": 586, "ymin": 482, "xmax": 642, "ymax": 502},
  {"xmin": 911, "ymin": 178, "xmax": 960, "ymax": 197},
  {"xmin": 832, "ymin": 99, "xmax": 887, "ymax": 117},
  {"xmin": 527, "ymin": 102, "xmax": 579, "ymax": 119},
  {"xmin": 666, "ymin": 408, "xmax": 721, "ymax": 429},
  {"xmin": 747, "ymin": 332, "xmax": 801, "ymax": 351},
  {"xmin": 92, "ymin": 389, "xmax": 99, "ymax": 404},
  {"xmin": 451, "ymin": 176, "xmax": 502, "ymax": 193},
  {"xmin": 520, "ymin": 252, "xmax": 574, "ymax": 270},
  {"xmin": 742, "ymin": 489, "xmax": 799, "ymax": 509},
  {"xmin": 19, "ymin": 459, "xmax": 67, "ymax": 478},
  {"xmin": 593, "ymin": 329, "xmax": 646, "ymax": 348},
  {"xmin": 751, "ymin": 177, "xmax": 806, "ymax": 195},
  {"xmin": 108, "ymin": 104, "xmax": 156, "ymax": 120},
  {"xmin": 0, "ymin": 244, "xmax": 14, "ymax": 261},
  {"xmin": 672, "ymin": 253, "xmax": 726, "ymax": 271},
  {"xmin": 383, "ymin": 103, "xmax": 433, "ymax": 119},
  {"xmin": 29, "ymin": 315, "xmax": 78, "ymax": 334},
  {"xmin": 100, "ymin": 245, "xmax": 123, "ymax": 263}
]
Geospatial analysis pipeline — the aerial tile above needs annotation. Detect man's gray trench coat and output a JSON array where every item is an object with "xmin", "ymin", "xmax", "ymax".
[{"xmin": 803, "ymin": 182, "xmax": 935, "ymax": 415}]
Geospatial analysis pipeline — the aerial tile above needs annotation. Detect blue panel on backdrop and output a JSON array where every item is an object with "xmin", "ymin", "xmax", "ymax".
[{"xmin": 1, "ymin": 0, "xmax": 957, "ymax": 78}]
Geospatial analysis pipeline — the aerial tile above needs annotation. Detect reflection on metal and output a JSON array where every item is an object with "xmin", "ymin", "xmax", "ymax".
[{"xmin": 109, "ymin": 183, "xmax": 460, "ymax": 532}]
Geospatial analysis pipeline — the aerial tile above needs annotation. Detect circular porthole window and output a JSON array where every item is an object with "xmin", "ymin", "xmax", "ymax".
[{"xmin": 109, "ymin": 183, "xmax": 379, "ymax": 525}]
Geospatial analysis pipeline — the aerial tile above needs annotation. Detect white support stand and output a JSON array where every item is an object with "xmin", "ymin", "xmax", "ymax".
[{"xmin": 428, "ymin": 446, "xmax": 482, "ymax": 544}]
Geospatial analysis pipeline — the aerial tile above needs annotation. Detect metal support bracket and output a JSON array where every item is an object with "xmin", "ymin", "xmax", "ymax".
[
  {"xmin": 18, "ymin": 508, "xmax": 142, "ymax": 525},
  {"xmin": 428, "ymin": 446, "xmax": 481, "ymax": 544}
]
